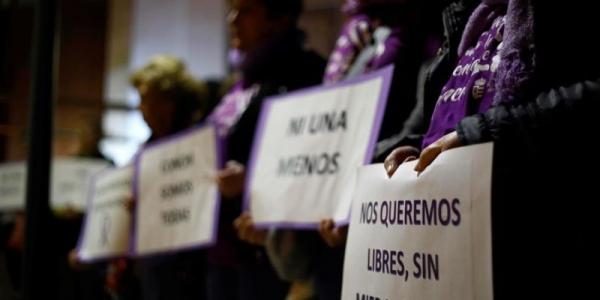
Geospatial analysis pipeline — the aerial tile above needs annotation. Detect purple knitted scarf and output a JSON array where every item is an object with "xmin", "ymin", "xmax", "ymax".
[{"xmin": 460, "ymin": 0, "xmax": 535, "ymax": 104}]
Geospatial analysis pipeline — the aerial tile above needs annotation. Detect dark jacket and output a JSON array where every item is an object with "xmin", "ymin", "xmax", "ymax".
[
  {"xmin": 227, "ymin": 34, "xmax": 326, "ymax": 166},
  {"xmin": 375, "ymin": 0, "xmax": 599, "ymax": 297},
  {"xmin": 213, "ymin": 32, "xmax": 325, "ymax": 270},
  {"xmin": 206, "ymin": 30, "xmax": 325, "ymax": 300},
  {"xmin": 456, "ymin": 1, "xmax": 600, "ymax": 297},
  {"xmin": 373, "ymin": 0, "xmax": 479, "ymax": 161}
]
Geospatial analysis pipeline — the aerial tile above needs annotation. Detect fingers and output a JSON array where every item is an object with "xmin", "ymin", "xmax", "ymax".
[
  {"xmin": 318, "ymin": 219, "xmax": 334, "ymax": 236},
  {"xmin": 403, "ymin": 156, "xmax": 417, "ymax": 163},
  {"xmin": 233, "ymin": 212, "xmax": 249, "ymax": 230},
  {"xmin": 123, "ymin": 194, "xmax": 135, "ymax": 212},
  {"xmin": 317, "ymin": 219, "xmax": 334, "ymax": 247},
  {"xmin": 217, "ymin": 161, "xmax": 246, "ymax": 198},
  {"xmin": 384, "ymin": 146, "xmax": 420, "ymax": 178},
  {"xmin": 318, "ymin": 219, "xmax": 347, "ymax": 248},
  {"xmin": 384, "ymin": 158, "xmax": 399, "ymax": 178},
  {"xmin": 414, "ymin": 131, "xmax": 461, "ymax": 174},
  {"xmin": 68, "ymin": 249, "xmax": 87, "ymax": 271},
  {"xmin": 234, "ymin": 212, "xmax": 266, "ymax": 246},
  {"xmin": 414, "ymin": 145, "xmax": 442, "ymax": 174}
]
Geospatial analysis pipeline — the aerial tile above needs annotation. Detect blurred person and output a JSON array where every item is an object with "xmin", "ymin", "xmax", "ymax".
[
  {"xmin": 207, "ymin": 0, "xmax": 326, "ymax": 299},
  {"xmin": 316, "ymin": 1, "xmax": 438, "ymax": 298},
  {"xmin": 106, "ymin": 54, "xmax": 209, "ymax": 300},
  {"xmin": 233, "ymin": 0, "xmax": 442, "ymax": 298}
]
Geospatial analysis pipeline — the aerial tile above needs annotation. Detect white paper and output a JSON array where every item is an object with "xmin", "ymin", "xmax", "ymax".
[
  {"xmin": 0, "ymin": 162, "xmax": 27, "ymax": 211},
  {"xmin": 77, "ymin": 165, "xmax": 133, "ymax": 261},
  {"xmin": 135, "ymin": 125, "xmax": 218, "ymax": 256},
  {"xmin": 0, "ymin": 158, "xmax": 109, "ymax": 212},
  {"xmin": 51, "ymin": 157, "xmax": 111, "ymax": 211},
  {"xmin": 248, "ymin": 70, "xmax": 391, "ymax": 227},
  {"xmin": 342, "ymin": 143, "xmax": 494, "ymax": 300}
]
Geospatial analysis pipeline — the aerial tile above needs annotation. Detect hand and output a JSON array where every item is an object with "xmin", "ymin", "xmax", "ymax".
[
  {"xmin": 414, "ymin": 131, "xmax": 462, "ymax": 174},
  {"xmin": 216, "ymin": 161, "xmax": 246, "ymax": 198},
  {"xmin": 383, "ymin": 146, "xmax": 420, "ymax": 177},
  {"xmin": 67, "ymin": 248, "xmax": 89, "ymax": 271},
  {"xmin": 7, "ymin": 213, "xmax": 25, "ymax": 251},
  {"xmin": 233, "ymin": 212, "xmax": 267, "ymax": 246},
  {"xmin": 318, "ymin": 219, "xmax": 348, "ymax": 248},
  {"xmin": 123, "ymin": 193, "xmax": 135, "ymax": 213},
  {"xmin": 58, "ymin": 206, "xmax": 83, "ymax": 220}
]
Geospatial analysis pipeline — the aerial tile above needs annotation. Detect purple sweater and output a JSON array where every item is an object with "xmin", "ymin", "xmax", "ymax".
[{"xmin": 423, "ymin": 14, "xmax": 505, "ymax": 147}]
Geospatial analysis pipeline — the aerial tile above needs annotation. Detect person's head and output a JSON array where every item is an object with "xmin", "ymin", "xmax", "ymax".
[
  {"xmin": 343, "ymin": 0, "xmax": 422, "ymax": 27},
  {"xmin": 227, "ymin": 0, "xmax": 303, "ymax": 52},
  {"xmin": 130, "ymin": 55, "xmax": 207, "ymax": 138}
]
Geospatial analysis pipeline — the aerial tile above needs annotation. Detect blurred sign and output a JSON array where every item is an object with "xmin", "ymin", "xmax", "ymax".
[
  {"xmin": 134, "ymin": 124, "xmax": 220, "ymax": 256},
  {"xmin": 246, "ymin": 67, "xmax": 392, "ymax": 228},
  {"xmin": 77, "ymin": 165, "xmax": 133, "ymax": 261}
]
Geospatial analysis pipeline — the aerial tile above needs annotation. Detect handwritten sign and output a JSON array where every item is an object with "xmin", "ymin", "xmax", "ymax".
[
  {"xmin": 0, "ymin": 162, "xmax": 27, "ymax": 211},
  {"xmin": 0, "ymin": 158, "xmax": 109, "ymax": 212},
  {"xmin": 51, "ymin": 157, "xmax": 111, "ymax": 211},
  {"xmin": 342, "ymin": 143, "xmax": 493, "ymax": 300},
  {"xmin": 246, "ymin": 67, "xmax": 393, "ymax": 228},
  {"xmin": 134, "ymin": 124, "xmax": 220, "ymax": 256},
  {"xmin": 77, "ymin": 166, "xmax": 133, "ymax": 261}
]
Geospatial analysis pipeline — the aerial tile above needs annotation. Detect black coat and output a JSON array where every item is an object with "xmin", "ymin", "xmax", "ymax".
[
  {"xmin": 374, "ymin": 0, "xmax": 479, "ymax": 161},
  {"xmin": 456, "ymin": 1, "xmax": 600, "ymax": 297},
  {"xmin": 212, "ymin": 31, "xmax": 326, "ymax": 268},
  {"xmin": 375, "ymin": 0, "xmax": 599, "ymax": 297}
]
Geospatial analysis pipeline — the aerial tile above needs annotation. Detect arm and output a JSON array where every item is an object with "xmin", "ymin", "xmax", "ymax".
[{"xmin": 457, "ymin": 79, "xmax": 600, "ymax": 149}]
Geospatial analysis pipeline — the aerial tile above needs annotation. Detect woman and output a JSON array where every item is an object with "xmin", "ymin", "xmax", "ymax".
[
  {"xmin": 385, "ymin": 0, "xmax": 599, "ymax": 297},
  {"xmin": 207, "ymin": 0, "xmax": 326, "ymax": 299},
  {"xmin": 118, "ymin": 54, "xmax": 208, "ymax": 300}
]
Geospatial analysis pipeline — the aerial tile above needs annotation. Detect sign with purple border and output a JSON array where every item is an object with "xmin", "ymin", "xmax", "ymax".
[
  {"xmin": 77, "ymin": 165, "xmax": 133, "ymax": 262},
  {"xmin": 245, "ymin": 66, "xmax": 393, "ymax": 228},
  {"xmin": 134, "ymin": 124, "xmax": 221, "ymax": 256},
  {"xmin": 342, "ymin": 143, "xmax": 493, "ymax": 300}
]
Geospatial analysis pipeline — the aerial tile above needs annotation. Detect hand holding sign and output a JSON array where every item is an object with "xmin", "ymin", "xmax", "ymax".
[
  {"xmin": 318, "ymin": 219, "xmax": 347, "ymax": 248},
  {"xmin": 234, "ymin": 212, "xmax": 267, "ymax": 246},
  {"xmin": 342, "ymin": 143, "xmax": 493, "ymax": 300},
  {"xmin": 415, "ymin": 131, "xmax": 462, "ymax": 174},
  {"xmin": 216, "ymin": 161, "xmax": 246, "ymax": 199},
  {"xmin": 383, "ymin": 145, "xmax": 420, "ymax": 177}
]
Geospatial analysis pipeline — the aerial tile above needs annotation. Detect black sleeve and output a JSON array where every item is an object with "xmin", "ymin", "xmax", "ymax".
[
  {"xmin": 456, "ymin": 78, "xmax": 600, "ymax": 152},
  {"xmin": 372, "ymin": 94, "xmax": 426, "ymax": 162}
]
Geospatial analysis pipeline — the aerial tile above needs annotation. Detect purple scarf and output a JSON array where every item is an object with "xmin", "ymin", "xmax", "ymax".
[
  {"xmin": 422, "ymin": 0, "xmax": 535, "ymax": 147},
  {"xmin": 324, "ymin": 0, "xmax": 419, "ymax": 83},
  {"xmin": 460, "ymin": 0, "xmax": 535, "ymax": 104},
  {"xmin": 323, "ymin": 15, "xmax": 373, "ymax": 84},
  {"xmin": 494, "ymin": 0, "xmax": 535, "ymax": 104},
  {"xmin": 210, "ymin": 30, "xmax": 305, "ymax": 137}
]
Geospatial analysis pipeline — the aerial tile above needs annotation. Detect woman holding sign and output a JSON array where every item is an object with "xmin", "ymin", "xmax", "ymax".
[
  {"xmin": 384, "ymin": 0, "xmax": 599, "ymax": 298},
  {"xmin": 208, "ymin": 0, "xmax": 325, "ymax": 299},
  {"xmin": 233, "ymin": 0, "xmax": 442, "ymax": 298},
  {"xmin": 119, "ymin": 55, "xmax": 209, "ymax": 300}
]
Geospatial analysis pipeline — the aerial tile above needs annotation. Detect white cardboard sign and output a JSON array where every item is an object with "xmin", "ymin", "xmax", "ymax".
[
  {"xmin": 342, "ymin": 143, "xmax": 494, "ymax": 300},
  {"xmin": 134, "ymin": 125, "xmax": 220, "ymax": 256},
  {"xmin": 77, "ymin": 165, "xmax": 133, "ymax": 261},
  {"xmin": 246, "ymin": 67, "xmax": 393, "ymax": 228},
  {"xmin": 0, "ymin": 158, "xmax": 109, "ymax": 212}
]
